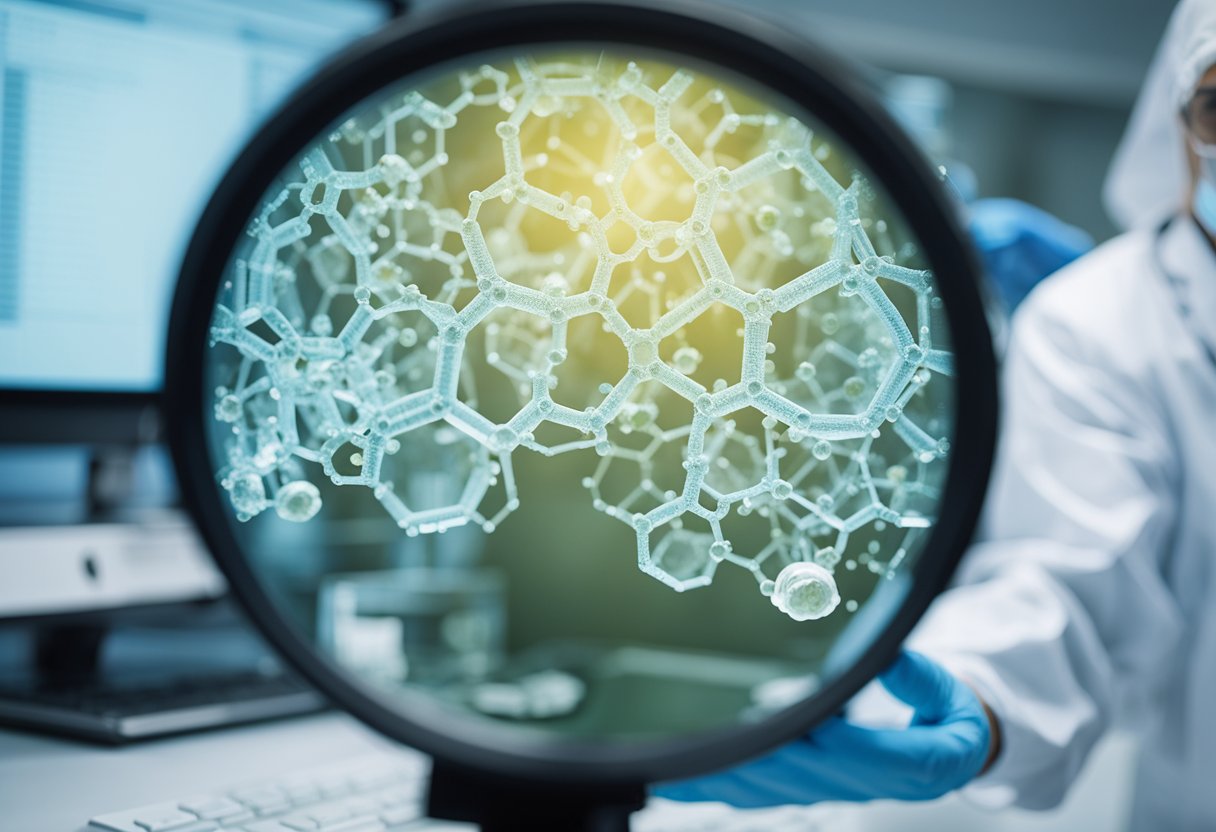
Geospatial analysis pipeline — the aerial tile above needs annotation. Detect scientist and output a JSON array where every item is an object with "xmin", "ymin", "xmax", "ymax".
[{"xmin": 659, "ymin": 0, "xmax": 1216, "ymax": 827}]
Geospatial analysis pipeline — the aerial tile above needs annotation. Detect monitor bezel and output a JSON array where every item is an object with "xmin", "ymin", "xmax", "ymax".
[
  {"xmin": 165, "ymin": 0, "xmax": 999, "ymax": 787},
  {"xmin": 0, "ymin": 390, "xmax": 161, "ymax": 445}
]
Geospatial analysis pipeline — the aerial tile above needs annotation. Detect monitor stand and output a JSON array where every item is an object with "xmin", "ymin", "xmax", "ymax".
[
  {"xmin": 33, "ymin": 620, "xmax": 107, "ymax": 686},
  {"xmin": 0, "ymin": 600, "xmax": 325, "ymax": 744},
  {"xmin": 428, "ymin": 759, "xmax": 646, "ymax": 832}
]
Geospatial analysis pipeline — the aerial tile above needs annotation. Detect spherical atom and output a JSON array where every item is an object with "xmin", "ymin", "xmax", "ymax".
[
  {"xmin": 708, "ymin": 540, "xmax": 731, "ymax": 561},
  {"xmin": 228, "ymin": 473, "xmax": 266, "ymax": 517},
  {"xmin": 672, "ymin": 345, "xmax": 701, "ymax": 375},
  {"xmin": 843, "ymin": 376, "xmax": 866, "ymax": 399},
  {"xmin": 377, "ymin": 153, "xmax": 409, "ymax": 186},
  {"xmin": 492, "ymin": 427, "xmax": 518, "ymax": 451},
  {"xmin": 275, "ymin": 480, "xmax": 322, "ymax": 523},
  {"xmin": 630, "ymin": 338, "xmax": 657, "ymax": 366},
  {"xmin": 755, "ymin": 203, "xmax": 781, "ymax": 231},
  {"xmin": 770, "ymin": 479, "xmax": 793, "ymax": 500},
  {"xmin": 813, "ymin": 546, "xmax": 841, "ymax": 569},
  {"xmin": 624, "ymin": 403, "xmax": 655, "ymax": 430},
  {"xmin": 215, "ymin": 394, "xmax": 242, "ymax": 423},
  {"xmin": 309, "ymin": 314, "xmax": 332, "ymax": 336},
  {"xmin": 811, "ymin": 440, "xmax": 832, "ymax": 461},
  {"xmin": 770, "ymin": 561, "xmax": 840, "ymax": 621}
]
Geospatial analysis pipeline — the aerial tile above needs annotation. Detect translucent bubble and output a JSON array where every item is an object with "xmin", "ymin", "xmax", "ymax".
[
  {"xmin": 275, "ymin": 480, "xmax": 322, "ymax": 523},
  {"xmin": 770, "ymin": 562, "xmax": 840, "ymax": 621},
  {"xmin": 811, "ymin": 440, "xmax": 832, "ymax": 461}
]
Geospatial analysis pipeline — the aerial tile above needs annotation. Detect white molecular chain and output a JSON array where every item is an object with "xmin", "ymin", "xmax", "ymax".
[{"xmin": 206, "ymin": 55, "xmax": 954, "ymax": 622}]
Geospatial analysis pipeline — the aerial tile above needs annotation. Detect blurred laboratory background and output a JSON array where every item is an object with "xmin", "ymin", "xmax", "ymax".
[
  {"xmin": 733, "ymin": 0, "xmax": 1176, "ymax": 243},
  {"xmin": 0, "ymin": 1, "xmax": 1175, "ymax": 830}
]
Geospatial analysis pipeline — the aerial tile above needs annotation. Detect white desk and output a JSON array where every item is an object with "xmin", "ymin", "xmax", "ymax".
[
  {"xmin": 0, "ymin": 712, "xmax": 400, "ymax": 832},
  {"xmin": 0, "ymin": 711, "xmax": 1137, "ymax": 832}
]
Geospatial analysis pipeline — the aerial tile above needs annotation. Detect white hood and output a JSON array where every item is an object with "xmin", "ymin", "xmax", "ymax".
[{"xmin": 1104, "ymin": 0, "xmax": 1216, "ymax": 230}]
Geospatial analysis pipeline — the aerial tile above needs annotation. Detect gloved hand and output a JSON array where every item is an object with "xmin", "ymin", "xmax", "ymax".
[
  {"xmin": 968, "ymin": 198, "xmax": 1093, "ymax": 312},
  {"xmin": 653, "ymin": 651, "xmax": 994, "ymax": 808}
]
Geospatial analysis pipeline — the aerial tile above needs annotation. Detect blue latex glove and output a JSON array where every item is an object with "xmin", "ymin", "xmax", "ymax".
[
  {"xmin": 968, "ymin": 198, "xmax": 1093, "ymax": 312},
  {"xmin": 653, "ymin": 651, "xmax": 992, "ymax": 808}
]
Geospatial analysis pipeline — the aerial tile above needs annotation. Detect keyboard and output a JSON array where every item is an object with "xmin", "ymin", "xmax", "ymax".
[
  {"xmin": 88, "ymin": 749, "xmax": 828, "ymax": 832},
  {"xmin": 0, "ymin": 668, "xmax": 324, "ymax": 744}
]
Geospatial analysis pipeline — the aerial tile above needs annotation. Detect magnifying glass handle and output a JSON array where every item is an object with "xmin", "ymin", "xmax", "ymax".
[{"xmin": 428, "ymin": 758, "xmax": 646, "ymax": 831}]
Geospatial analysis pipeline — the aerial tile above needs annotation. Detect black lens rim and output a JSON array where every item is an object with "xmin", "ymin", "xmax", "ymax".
[{"xmin": 165, "ymin": 0, "xmax": 998, "ymax": 785}]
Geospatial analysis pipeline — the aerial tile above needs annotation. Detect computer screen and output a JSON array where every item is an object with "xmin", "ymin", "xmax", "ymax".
[
  {"xmin": 0, "ymin": 0, "xmax": 391, "ymax": 618},
  {"xmin": 0, "ymin": 0, "xmax": 389, "ymax": 392}
]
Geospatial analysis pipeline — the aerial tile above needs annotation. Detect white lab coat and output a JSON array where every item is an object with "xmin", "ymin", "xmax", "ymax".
[{"xmin": 909, "ymin": 214, "xmax": 1216, "ymax": 830}]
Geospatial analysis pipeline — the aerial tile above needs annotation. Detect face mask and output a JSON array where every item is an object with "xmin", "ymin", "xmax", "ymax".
[{"xmin": 1193, "ymin": 156, "xmax": 1216, "ymax": 236}]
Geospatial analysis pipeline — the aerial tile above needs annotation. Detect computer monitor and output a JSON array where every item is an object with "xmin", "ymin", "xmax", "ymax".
[
  {"xmin": 0, "ymin": 0, "xmax": 393, "ymax": 436},
  {"xmin": 0, "ymin": 0, "xmax": 394, "ymax": 617}
]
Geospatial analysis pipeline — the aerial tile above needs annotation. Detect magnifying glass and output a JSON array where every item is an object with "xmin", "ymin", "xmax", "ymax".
[{"xmin": 164, "ymin": 2, "xmax": 997, "ymax": 829}]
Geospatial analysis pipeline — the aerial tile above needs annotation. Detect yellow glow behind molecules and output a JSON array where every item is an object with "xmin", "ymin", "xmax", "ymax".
[{"xmin": 206, "ymin": 51, "xmax": 955, "ymax": 621}]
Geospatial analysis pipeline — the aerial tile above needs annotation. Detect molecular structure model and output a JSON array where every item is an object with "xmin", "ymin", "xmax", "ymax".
[{"xmin": 206, "ymin": 54, "xmax": 955, "ymax": 623}]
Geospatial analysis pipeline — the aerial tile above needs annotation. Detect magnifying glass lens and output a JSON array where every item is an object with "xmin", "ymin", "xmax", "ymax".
[{"xmin": 199, "ymin": 46, "xmax": 957, "ymax": 751}]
